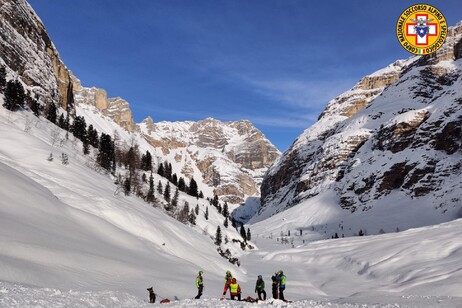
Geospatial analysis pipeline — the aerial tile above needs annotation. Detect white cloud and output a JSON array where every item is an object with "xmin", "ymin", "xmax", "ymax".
[{"xmin": 238, "ymin": 75, "xmax": 356, "ymax": 109}]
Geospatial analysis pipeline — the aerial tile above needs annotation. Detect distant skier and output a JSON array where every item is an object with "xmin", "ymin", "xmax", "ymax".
[
  {"xmin": 275, "ymin": 270, "xmax": 287, "ymax": 301},
  {"xmin": 222, "ymin": 270, "xmax": 233, "ymax": 298},
  {"xmin": 229, "ymin": 277, "xmax": 242, "ymax": 301},
  {"xmin": 195, "ymin": 270, "xmax": 204, "ymax": 299},
  {"xmin": 271, "ymin": 273, "xmax": 278, "ymax": 299},
  {"xmin": 255, "ymin": 275, "xmax": 266, "ymax": 301}
]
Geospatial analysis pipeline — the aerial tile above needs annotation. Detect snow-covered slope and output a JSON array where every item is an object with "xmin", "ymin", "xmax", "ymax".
[
  {"xmin": 256, "ymin": 22, "xmax": 462, "ymax": 235},
  {"xmin": 0, "ymin": 105, "xmax": 252, "ymax": 300},
  {"xmin": 2, "ymin": 105, "xmax": 462, "ymax": 307}
]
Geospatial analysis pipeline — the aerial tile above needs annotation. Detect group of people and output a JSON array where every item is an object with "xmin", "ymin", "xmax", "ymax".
[{"xmin": 194, "ymin": 270, "xmax": 287, "ymax": 302}]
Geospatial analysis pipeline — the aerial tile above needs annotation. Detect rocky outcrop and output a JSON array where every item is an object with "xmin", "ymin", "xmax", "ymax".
[
  {"xmin": 257, "ymin": 21, "xmax": 462, "ymax": 222},
  {"xmin": 140, "ymin": 117, "xmax": 280, "ymax": 204},
  {"xmin": 71, "ymin": 74, "xmax": 137, "ymax": 132},
  {"xmin": 0, "ymin": 0, "xmax": 74, "ymax": 110}
]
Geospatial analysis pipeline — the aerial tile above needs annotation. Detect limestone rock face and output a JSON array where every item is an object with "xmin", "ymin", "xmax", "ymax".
[
  {"xmin": 71, "ymin": 74, "xmax": 137, "ymax": 132},
  {"xmin": 257, "ymin": 22, "xmax": 462, "ymax": 222},
  {"xmin": 0, "ymin": 0, "xmax": 74, "ymax": 110},
  {"xmin": 139, "ymin": 117, "xmax": 280, "ymax": 204}
]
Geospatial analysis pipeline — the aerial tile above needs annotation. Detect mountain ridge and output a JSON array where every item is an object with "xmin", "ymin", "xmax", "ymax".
[{"xmin": 255, "ymin": 22, "xmax": 462, "ymax": 232}]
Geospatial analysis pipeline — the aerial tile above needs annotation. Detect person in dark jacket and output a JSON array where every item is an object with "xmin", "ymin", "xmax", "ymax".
[
  {"xmin": 255, "ymin": 275, "xmax": 266, "ymax": 300},
  {"xmin": 271, "ymin": 273, "xmax": 278, "ymax": 299}
]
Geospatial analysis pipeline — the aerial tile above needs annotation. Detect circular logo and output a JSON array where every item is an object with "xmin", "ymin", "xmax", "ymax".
[{"xmin": 396, "ymin": 4, "xmax": 447, "ymax": 55}]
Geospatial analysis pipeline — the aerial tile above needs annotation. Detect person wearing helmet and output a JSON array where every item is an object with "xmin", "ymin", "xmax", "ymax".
[
  {"xmin": 222, "ymin": 270, "xmax": 234, "ymax": 297},
  {"xmin": 276, "ymin": 270, "xmax": 286, "ymax": 301},
  {"xmin": 271, "ymin": 272, "xmax": 278, "ymax": 299},
  {"xmin": 195, "ymin": 270, "xmax": 204, "ymax": 299},
  {"xmin": 255, "ymin": 275, "xmax": 266, "ymax": 301},
  {"xmin": 229, "ymin": 277, "xmax": 241, "ymax": 301}
]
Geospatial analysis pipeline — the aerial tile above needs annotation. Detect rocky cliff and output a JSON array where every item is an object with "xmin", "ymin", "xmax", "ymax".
[
  {"xmin": 0, "ymin": 0, "xmax": 74, "ymax": 110},
  {"xmin": 256, "ymin": 22, "xmax": 462, "ymax": 223},
  {"xmin": 140, "ymin": 117, "xmax": 280, "ymax": 204},
  {"xmin": 71, "ymin": 74, "xmax": 137, "ymax": 132}
]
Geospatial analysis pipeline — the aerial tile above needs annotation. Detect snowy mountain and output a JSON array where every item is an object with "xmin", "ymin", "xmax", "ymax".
[
  {"xmin": 70, "ymin": 47, "xmax": 280, "ymax": 208},
  {"xmin": 139, "ymin": 117, "xmax": 280, "ymax": 204},
  {"xmin": 2, "ymin": 0, "xmax": 462, "ymax": 306},
  {"xmin": 254, "ymin": 22, "xmax": 462, "ymax": 235},
  {"xmin": 0, "ymin": 0, "xmax": 280, "ymax": 206},
  {"xmin": 0, "ymin": 0, "xmax": 260, "ymax": 296}
]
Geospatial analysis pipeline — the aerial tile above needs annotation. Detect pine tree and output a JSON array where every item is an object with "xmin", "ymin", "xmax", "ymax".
[
  {"xmin": 240, "ymin": 225, "xmax": 247, "ymax": 241},
  {"xmin": 195, "ymin": 204, "xmax": 199, "ymax": 215},
  {"xmin": 172, "ymin": 187, "xmax": 179, "ymax": 208},
  {"xmin": 223, "ymin": 201, "xmax": 229, "ymax": 217},
  {"xmin": 163, "ymin": 161, "xmax": 171, "ymax": 180},
  {"xmin": 123, "ymin": 178, "xmax": 131, "ymax": 196},
  {"xmin": 111, "ymin": 139, "xmax": 117, "ymax": 175},
  {"xmin": 179, "ymin": 201, "xmax": 190, "ymax": 223},
  {"xmin": 87, "ymin": 124, "xmax": 99, "ymax": 148},
  {"xmin": 157, "ymin": 163, "xmax": 164, "ymax": 177},
  {"xmin": 178, "ymin": 177, "xmax": 186, "ymax": 192},
  {"xmin": 167, "ymin": 163, "xmax": 173, "ymax": 181},
  {"xmin": 97, "ymin": 133, "xmax": 114, "ymax": 171},
  {"xmin": 45, "ymin": 102, "xmax": 57, "ymax": 123},
  {"xmin": 246, "ymin": 228, "xmax": 251, "ymax": 241},
  {"xmin": 189, "ymin": 209, "xmax": 196, "ymax": 225},
  {"xmin": 188, "ymin": 177, "xmax": 198, "ymax": 197},
  {"xmin": 215, "ymin": 226, "xmax": 222, "ymax": 246},
  {"xmin": 58, "ymin": 114, "xmax": 66, "ymax": 128},
  {"xmin": 146, "ymin": 173, "xmax": 155, "ymax": 203},
  {"xmin": 205, "ymin": 207, "xmax": 209, "ymax": 220},
  {"xmin": 141, "ymin": 150, "xmax": 152, "ymax": 171},
  {"xmin": 71, "ymin": 115, "xmax": 87, "ymax": 142},
  {"xmin": 64, "ymin": 112, "xmax": 70, "ymax": 131},
  {"xmin": 199, "ymin": 191, "xmax": 204, "ymax": 199},
  {"xmin": 82, "ymin": 138, "xmax": 90, "ymax": 155},
  {"xmin": 3, "ymin": 79, "xmax": 25, "ymax": 111},
  {"xmin": 0, "ymin": 66, "xmax": 6, "ymax": 93},
  {"xmin": 125, "ymin": 146, "xmax": 140, "ymax": 180},
  {"xmin": 231, "ymin": 217, "xmax": 237, "ymax": 229},
  {"xmin": 157, "ymin": 180, "xmax": 163, "ymax": 194},
  {"xmin": 212, "ymin": 195, "xmax": 219, "ymax": 207},
  {"xmin": 163, "ymin": 182, "xmax": 171, "ymax": 203},
  {"xmin": 61, "ymin": 153, "xmax": 69, "ymax": 165},
  {"xmin": 224, "ymin": 217, "xmax": 229, "ymax": 228},
  {"xmin": 171, "ymin": 173, "xmax": 178, "ymax": 186},
  {"xmin": 30, "ymin": 99, "xmax": 41, "ymax": 117}
]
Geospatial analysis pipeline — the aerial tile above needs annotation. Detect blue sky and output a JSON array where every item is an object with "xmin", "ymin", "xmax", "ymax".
[{"xmin": 29, "ymin": 0, "xmax": 461, "ymax": 151}]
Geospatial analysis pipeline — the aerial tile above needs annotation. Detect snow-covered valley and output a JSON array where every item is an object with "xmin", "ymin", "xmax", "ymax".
[
  {"xmin": 1, "ymin": 0, "xmax": 462, "ymax": 306},
  {"xmin": 1, "ymin": 106, "xmax": 462, "ymax": 307}
]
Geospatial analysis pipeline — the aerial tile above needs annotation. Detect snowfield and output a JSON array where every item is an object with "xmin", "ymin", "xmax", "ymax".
[{"xmin": 1, "ymin": 104, "xmax": 462, "ymax": 306}]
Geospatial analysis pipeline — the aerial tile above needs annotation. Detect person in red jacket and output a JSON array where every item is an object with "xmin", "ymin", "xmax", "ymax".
[
  {"xmin": 229, "ymin": 278, "xmax": 241, "ymax": 301},
  {"xmin": 222, "ymin": 270, "xmax": 233, "ymax": 298}
]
